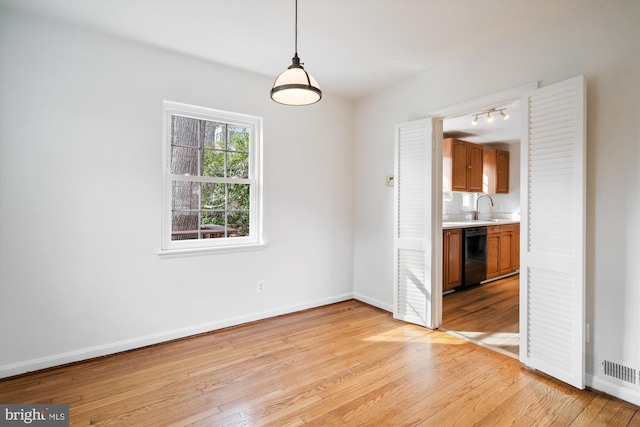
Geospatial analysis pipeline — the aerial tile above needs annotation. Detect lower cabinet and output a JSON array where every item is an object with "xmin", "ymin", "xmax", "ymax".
[
  {"xmin": 486, "ymin": 226, "xmax": 501, "ymax": 279},
  {"xmin": 487, "ymin": 224, "xmax": 520, "ymax": 280},
  {"xmin": 444, "ymin": 224, "xmax": 519, "ymax": 292},
  {"xmin": 443, "ymin": 228, "xmax": 463, "ymax": 291}
]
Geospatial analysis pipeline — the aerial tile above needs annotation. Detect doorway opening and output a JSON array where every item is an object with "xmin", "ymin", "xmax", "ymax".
[
  {"xmin": 393, "ymin": 76, "xmax": 586, "ymax": 388},
  {"xmin": 438, "ymin": 100, "xmax": 522, "ymax": 358}
]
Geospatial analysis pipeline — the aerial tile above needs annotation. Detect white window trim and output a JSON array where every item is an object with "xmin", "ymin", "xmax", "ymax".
[{"xmin": 159, "ymin": 101, "xmax": 264, "ymax": 256}]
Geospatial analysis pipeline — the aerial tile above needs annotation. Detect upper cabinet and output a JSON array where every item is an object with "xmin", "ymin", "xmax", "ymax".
[
  {"xmin": 483, "ymin": 149, "xmax": 509, "ymax": 194},
  {"xmin": 443, "ymin": 138, "xmax": 483, "ymax": 192}
]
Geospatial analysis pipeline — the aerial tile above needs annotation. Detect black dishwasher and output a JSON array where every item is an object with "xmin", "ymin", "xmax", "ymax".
[{"xmin": 463, "ymin": 227, "xmax": 487, "ymax": 286}]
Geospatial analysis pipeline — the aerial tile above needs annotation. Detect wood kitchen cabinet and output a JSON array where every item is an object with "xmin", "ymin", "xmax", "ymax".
[
  {"xmin": 443, "ymin": 228, "xmax": 463, "ymax": 291},
  {"xmin": 499, "ymin": 226, "xmax": 515, "ymax": 276},
  {"xmin": 486, "ymin": 223, "xmax": 520, "ymax": 280},
  {"xmin": 512, "ymin": 224, "xmax": 520, "ymax": 273},
  {"xmin": 443, "ymin": 138, "xmax": 483, "ymax": 192},
  {"xmin": 486, "ymin": 225, "xmax": 501, "ymax": 279},
  {"xmin": 483, "ymin": 149, "xmax": 509, "ymax": 194}
]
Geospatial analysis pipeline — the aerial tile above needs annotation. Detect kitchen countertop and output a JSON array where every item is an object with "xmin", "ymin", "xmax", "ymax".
[{"xmin": 442, "ymin": 219, "xmax": 520, "ymax": 230}]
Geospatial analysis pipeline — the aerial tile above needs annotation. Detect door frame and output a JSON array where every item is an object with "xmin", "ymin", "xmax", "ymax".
[{"xmin": 426, "ymin": 82, "xmax": 538, "ymax": 329}]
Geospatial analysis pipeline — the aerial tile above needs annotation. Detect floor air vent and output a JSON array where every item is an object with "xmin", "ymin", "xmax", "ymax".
[{"xmin": 602, "ymin": 360, "xmax": 638, "ymax": 385}]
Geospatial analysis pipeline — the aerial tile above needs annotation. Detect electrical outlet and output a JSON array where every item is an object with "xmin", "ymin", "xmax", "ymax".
[{"xmin": 257, "ymin": 280, "xmax": 264, "ymax": 293}]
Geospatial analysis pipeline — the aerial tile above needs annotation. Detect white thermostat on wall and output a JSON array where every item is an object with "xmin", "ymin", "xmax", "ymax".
[{"xmin": 386, "ymin": 175, "xmax": 394, "ymax": 187}]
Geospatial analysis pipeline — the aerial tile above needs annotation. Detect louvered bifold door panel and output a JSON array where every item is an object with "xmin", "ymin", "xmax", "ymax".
[
  {"xmin": 397, "ymin": 249, "xmax": 428, "ymax": 326},
  {"xmin": 520, "ymin": 76, "xmax": 586, "ymax": 389},
  {"xmin": 393, "ymin": 120, "xmax": 432, "ymax": 327}
]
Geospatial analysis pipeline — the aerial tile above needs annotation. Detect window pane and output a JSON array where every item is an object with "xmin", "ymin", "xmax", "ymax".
[
  {"xmin": 202, "ymin": 150, "xmax": 225, "ymax": 177},
  {"xmin": 171, "ymin": 211, "xmax": 199, "ymax": 240},
  {"xmin": 201, "ymin": 212, "xmax": 228, "ymax": 238},
  {"xmin": 226, "ymin": 152, "xmax": 249, "ymax": 178},
  {"xmin": 227, "ymin": 184, "xmax": 250, "ymax": 210},
  {"xmin": 172, "ymin": 116, "xmax": 201, "ymax": 147},
  {"xmin": 228, "ymin": 211, "xmax": 250, "ymax": 237},
  {"xmin": 201, "ymin": 182, "xmax": 225, "ymax": 210},
  {"xmin": 171, "ymin": 146, "xmax": 199, "ymax": 175},
  {"xmin": 171, "ymin": 181, "xmax": 199, "ymax": 239},
  {"xmin": 227, "ymin": 125, "xmax": 249, "ymax": 152},
  {"xmin": 172, "ymin": 181, "xmax": 199, "ymax": 211},
  {"xmin": 204, "ymin": 121, "xmax": 226, "ymax": 150},
  {"xmin": 201, "ymin": 210, "xmax": 225, "ymax": 226}
]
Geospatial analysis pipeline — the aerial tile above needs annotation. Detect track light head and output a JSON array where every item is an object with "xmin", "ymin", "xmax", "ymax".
[{"xmin": 471, "ymin": 107, "xmax": 508, "ymax": 125}]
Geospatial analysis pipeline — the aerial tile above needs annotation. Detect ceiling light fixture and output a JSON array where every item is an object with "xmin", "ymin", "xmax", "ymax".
[
  {"xmin": 470, "ymin": 108, "xmax": 509, "ymax": 125},
  {"xmin": 270, "ymin": 0, "xmax": 322, "ymax": 106}
]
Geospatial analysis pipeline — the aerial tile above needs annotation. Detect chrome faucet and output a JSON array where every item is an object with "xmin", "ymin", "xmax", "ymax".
[{"xmin": 474, "ymin": 193, "xmax": 494, "ymax": 220}]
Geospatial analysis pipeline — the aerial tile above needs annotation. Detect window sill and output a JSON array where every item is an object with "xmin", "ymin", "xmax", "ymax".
[{"xmin": 158, "ymin": 242, "xmax": 267, "ymax": 258}]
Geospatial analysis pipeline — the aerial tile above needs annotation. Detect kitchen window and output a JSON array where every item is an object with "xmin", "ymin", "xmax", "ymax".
[{"xmin": 160, "ymin": 101, "xmax": 262, "ymax": 254}]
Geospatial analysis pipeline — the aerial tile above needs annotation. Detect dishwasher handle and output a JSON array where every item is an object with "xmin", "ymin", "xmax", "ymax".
[{"xmin": 464, "ymin": 227, "xmax": 487, "ymax": 237}]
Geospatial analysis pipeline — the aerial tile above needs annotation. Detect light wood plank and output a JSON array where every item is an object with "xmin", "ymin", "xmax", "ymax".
[
  {"xmin": 442, "ymin": 275, "xmax": 520, "ymax": 355},
  {"xmin": 0, "ymin": 300, "xmax": 637, "ymax": 426}
]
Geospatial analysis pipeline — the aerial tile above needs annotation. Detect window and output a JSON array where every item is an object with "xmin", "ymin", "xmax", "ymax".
[{"xmin": 161, "ymin": 101, "xmax": 262, "ymax": 253}]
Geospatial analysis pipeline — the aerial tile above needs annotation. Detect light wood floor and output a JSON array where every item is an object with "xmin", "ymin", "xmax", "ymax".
[
  {"xmin": 1, "ymin": 300, "xmax": 638, "ymax": 426},
  {"xmin": 442, "ymin": 275, "xmax": 520, "ymax": 356}
]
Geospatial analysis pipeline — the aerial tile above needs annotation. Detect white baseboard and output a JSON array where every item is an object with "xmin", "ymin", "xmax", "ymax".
[
  {"xmin": 353, "ymin": 292, "xmax": 392, "ymax": 312},
  {"xmin": 586, "ymin": 373, "xmax": 640, "ymax": 406},
  {"xmin": 0, "ymin": 292, "xmax": 354, "ymax": 379}
]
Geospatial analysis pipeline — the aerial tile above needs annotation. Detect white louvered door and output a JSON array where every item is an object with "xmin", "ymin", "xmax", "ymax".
[
  {"xmin": 520, "ymin": 76, "xmax": 586, "ymax": 389},
  {"xmin": 393, "ymin": 119, "xmax": 439, "ymax": 328}
]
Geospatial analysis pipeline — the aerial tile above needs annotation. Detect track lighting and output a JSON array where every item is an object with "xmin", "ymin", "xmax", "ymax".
[{"xmin": 470, "ymin": 108, "xmax": 508, "ymax": 125}]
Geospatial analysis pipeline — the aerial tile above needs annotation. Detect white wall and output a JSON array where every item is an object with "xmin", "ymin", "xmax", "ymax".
[
  {"xmin": 0, "ymin": 8, "xmax": 355, "ymax": 375},
  {"xmin": 353, "ymin": 1, "xmax": 639, "ymax": 403}
]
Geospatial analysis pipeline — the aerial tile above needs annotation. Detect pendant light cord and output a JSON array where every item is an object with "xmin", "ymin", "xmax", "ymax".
[{"xmin": 294, "ymin": 0, "xmax": 298, "ymax": 56}]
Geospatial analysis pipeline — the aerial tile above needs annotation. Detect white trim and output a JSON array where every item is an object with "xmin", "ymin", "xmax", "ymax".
[
  {"xmin": 161, "ymin": 100, "xmax": 263, "ymax": 254},
  {"xmin": 158, "ymin": 242, "xmax": 268, "ymax": 258},
  {"xmin": 0, "ymin": 292, "xmax": 354, "ymax": 379},
  {"xmin": 429, "ymin": 82, "xmax": 538, "ymax": 118},
  {"xmin": 170, "ymin": 175, "xmax": 253, "ymax": 185},
  {"xmin": 353, "ymin": 292, "xmax": 393, "ymax": 312},
  {"xmin": 586, "ymin": 373, "xmax": 640, "ymax": 406},
  {"xmin": 431, "ymin": 119, "xmax": 443, "ymax": 328}
]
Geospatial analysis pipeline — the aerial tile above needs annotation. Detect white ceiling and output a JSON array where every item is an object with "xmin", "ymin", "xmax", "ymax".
[{"xmin": 1, "ymin": 0, "xmax": 596, "ymax": 100}]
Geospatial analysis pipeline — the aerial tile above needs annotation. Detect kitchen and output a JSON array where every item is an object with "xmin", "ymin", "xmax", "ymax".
[{"xmin": 440, "ymin": 101, "xmax": 521, "ymax": 356}]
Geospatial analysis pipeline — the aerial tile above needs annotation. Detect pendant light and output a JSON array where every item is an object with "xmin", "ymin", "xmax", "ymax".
[{"xmin": 270, "ymin": 0, "xmax": 322, "ymax": 106}]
